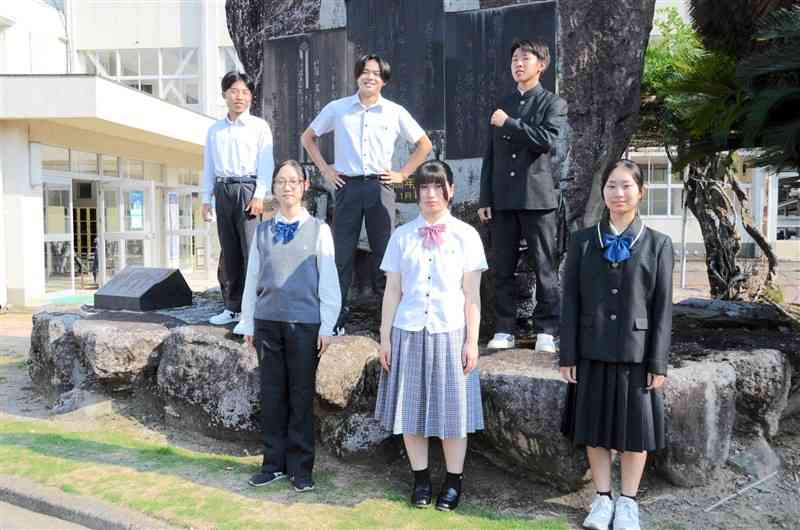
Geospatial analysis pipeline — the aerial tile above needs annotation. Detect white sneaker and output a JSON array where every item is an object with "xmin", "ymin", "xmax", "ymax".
[
  {"xmin": 333, "ymin": 326, "xmax": 346, "ymax": 337},
  {"xmin": 583, "ymin": 494, "xmax": 615, "ymax": 530},
  {"xmin": 613, "ymin": 497, "xmax": 640, "ymax": 530},
  {"xmin": 209, "ymin": 309, "xmax": 240, "ymax": 326},
  {"xmin": 487, "ymin": 333, "xmax": 515, "ymax": 349},
  {"xmin": 534, "ymin": 333, "xmax": 556, "ymax": 354}
]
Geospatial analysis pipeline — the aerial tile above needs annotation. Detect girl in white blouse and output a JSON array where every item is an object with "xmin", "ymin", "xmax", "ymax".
[{"xmin": 374, "ymin": 160, "xmax": 488, "ymax": 512}]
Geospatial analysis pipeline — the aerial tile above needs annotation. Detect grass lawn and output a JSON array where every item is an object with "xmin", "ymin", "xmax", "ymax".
[{"xmin": 0, "ymin": 417, "xmax": 570, "ymax": 530}]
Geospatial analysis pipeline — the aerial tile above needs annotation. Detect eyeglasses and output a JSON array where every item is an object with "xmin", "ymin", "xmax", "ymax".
[{"xmin": 274, "ymin": 179, "xmax": 304, "ymax": 188}]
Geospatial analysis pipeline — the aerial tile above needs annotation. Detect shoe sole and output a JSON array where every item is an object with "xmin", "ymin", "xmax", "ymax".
[
  {"xmin": 248, "ymin": 475, "xmax": 288, "ymax": 487},
  {"xmin": 582, "ymin": 521, "xmax": 611, "ymax": 530},
  {"xmin": 413, "ymin": 501, "xmax": 432, "ymax": 509},
  {"xmin": 435, "ymin": 505, "xmax": 455, "ymax": 512},
  {"xmin": 487, "ymin": 343, "xmax": 514, "ymax": 350},
  {"xmin": 294, "ymin": 485, "xmax": 315, "ymax": 492}
]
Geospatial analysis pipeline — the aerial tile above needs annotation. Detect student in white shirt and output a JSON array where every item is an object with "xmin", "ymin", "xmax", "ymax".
[
  {"xmin": 202, "ymin": 71, "xmax": 275, "ymax": 326},
  {"xmin": 235, "ymin": 159, "xmax": 341, "ymax": 493},
  {"xmin": 301, "ymin": 53, "xmax": 432, "ymax": 335},
  {"xmin": 374, "ymin": 160, "xmax": 488, "ymax": 512}
]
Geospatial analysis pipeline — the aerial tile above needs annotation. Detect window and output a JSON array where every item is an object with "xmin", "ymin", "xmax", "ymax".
[
  {"xmin": 71, "ymin": 150, "xmax": 98, "ymax": 175},
  {"xmin": 79, "ymin": 48, "xmax": 201, "ymax": 110},
  {"xmin": 102, "ymin": 155, "xmax": 119, "ymax": 177},
  {"xmin": 42, "ymin": 145, "xmax": 70, "ymax": 172},
  {"xmin": 635, "ymin": 158, "xmax": 685, "ymax": 217},
  {"xmin": 144, "ymin": 161, "xmax": 163, "ymax": 182},
  {"xmin": 126, "ymin": 159, "xmax": 144, "ymax": 180}
]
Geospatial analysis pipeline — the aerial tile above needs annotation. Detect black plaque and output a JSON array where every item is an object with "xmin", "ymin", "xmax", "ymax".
[
  {"xmin": 445, "ymin": 2, "xmax": 558, "ymax": 159},
  {"xmin": 346, "ymin": 0, "xmax": 445, "ymax": 131},
  {"xmin": 94, "ymin": 266, "xmax": 192, "ymax": 311}
]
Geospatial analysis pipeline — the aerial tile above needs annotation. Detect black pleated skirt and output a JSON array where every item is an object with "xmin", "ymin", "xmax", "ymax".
[{"xmin": 561, "ymin": 359, "xmax": 665, "ymax": 453}]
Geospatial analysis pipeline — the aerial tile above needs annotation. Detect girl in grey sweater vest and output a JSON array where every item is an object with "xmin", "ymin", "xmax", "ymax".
[{"xmin": 235, "ymin": 159, "xmax": 341, "ymax": 493}]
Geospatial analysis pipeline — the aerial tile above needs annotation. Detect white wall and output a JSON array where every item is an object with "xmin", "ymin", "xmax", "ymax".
[
  {"xmin": 0, "ymin": 0, "xmax": 68, "ymax": 74},
  {"xmin": 1, "ymin": 122, "xmax": 46, "ymax": 306}
]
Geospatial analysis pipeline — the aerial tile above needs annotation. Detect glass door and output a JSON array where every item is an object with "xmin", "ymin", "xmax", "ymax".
[
  {"xmin": 43, "ymin": 181, "xmax": 75, "ymax": 293},
  {"xmin": 163, "ymin": 187, "xmax": 211, "ymax": 275},
  {"xmin": 97, "ymin": 181, "xmax": 157, "ymax": 285}
]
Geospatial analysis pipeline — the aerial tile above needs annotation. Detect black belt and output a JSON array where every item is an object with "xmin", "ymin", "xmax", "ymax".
[
  {"xmin": 215, "ymin": 176, "xmax": 256, "ymax": 184},
  {"xmin": 344, "ymin": 174, "xmax": 382, "ymax": 181}
]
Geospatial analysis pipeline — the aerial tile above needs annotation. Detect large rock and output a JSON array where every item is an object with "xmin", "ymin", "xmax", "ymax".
[
  {"xmin": 157, "ymin": 326, "xmax": 260, "ymax": 440},
  {"xmin": 318, "ymin": 412, "xmax": 394, "ymax": 461},
  {"xmin": 29, "ymin": 311, "xmax": 86, "ymax": 390},
  {"xmin": 73, "ymin": 319, "xmax": 170, "ymax": 387},
  {"xmin": 656, "ymin": 360, "xmax": 737, "ymax": 487},
  {"xmin": 316, "ymin": 336, "xmax": 381, "ymax": 410},
  {"xmin": 476, "ymin": 349, "xmax": 589, "ymax": 491},
  {"xmin": 718, "ymin": 349, "xmax": 791, "ymax": 439}
]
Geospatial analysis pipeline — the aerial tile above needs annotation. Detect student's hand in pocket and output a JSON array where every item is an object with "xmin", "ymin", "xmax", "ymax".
[
  {"xmin": 244, "ymin": 335, "xmax": 255, "ymax": 350},
  {"xmin": 318, "ymin": 335, "xmax": 331, "ymax": 356},
  {"xmin": 245, "ymin": 198, "xmax": 264, "ymax": 216}
]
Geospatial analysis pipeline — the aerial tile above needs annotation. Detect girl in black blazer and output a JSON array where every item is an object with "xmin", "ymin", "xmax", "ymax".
[{"xmin": 560, "ymin": 159, "xmax": 673, "ymax": 530}]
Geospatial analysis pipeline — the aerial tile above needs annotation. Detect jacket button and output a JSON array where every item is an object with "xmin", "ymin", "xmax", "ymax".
[
  {"xmin": 610, "ymin": 314, "xmax": 617, "ymax": 321},
  {"xmin": 512, "ymin": 153, "xmax": 517, "ymax": 159},
  {"xmin": 510, "ymin": 171, "xmax": 516, "ymax": 176},
  {"xmin": 611, "ymin": 288, "xmax": 619, "ymax": 294}
]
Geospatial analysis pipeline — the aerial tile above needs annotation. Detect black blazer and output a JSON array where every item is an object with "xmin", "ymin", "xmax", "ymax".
[
  {"xmin": 559, "ymin": 217, "xmax": 674, "ymax": 375},
  {"xmin": 479, "ymin": 83, "xmax": 568, "ymax": 211}
]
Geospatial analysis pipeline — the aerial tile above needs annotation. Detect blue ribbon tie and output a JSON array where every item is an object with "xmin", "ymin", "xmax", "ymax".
[{"xmin": 272, "ymin": 221, "xmax": 300, "ymax": 244}]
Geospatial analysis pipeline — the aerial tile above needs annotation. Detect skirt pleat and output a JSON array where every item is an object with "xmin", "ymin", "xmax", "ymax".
[
  {"xmin": 561, "ymin": 359, "xmax": 665, "ymax": 452},
  {"xmin": 374, "ymin": 327, "xmax": 484, "ymax": 438}
]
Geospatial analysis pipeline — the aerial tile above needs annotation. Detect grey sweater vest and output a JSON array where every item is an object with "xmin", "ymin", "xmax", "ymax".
[{"xmin": 254, "ymin": 217, "xmax": 321, "ymax": 324}]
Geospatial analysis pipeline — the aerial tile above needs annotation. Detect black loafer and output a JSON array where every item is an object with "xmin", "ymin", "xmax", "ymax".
[
  {"xmin": 411, "ymin": 482, "xmax": 433, "ymax": 508},
  {"xmin": 435, "ymin": 483, "xmax": 462, "ymax": 511}
]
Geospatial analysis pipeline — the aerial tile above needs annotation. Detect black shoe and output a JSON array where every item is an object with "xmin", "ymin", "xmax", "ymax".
[
  {"xmin": 292, "ymin": 476, "xmax": 315, "ymax": 492},
  {"xmin": 411, "ymin": 481, "xmax": 433, "ymax": 508},
  {"xmin": 248, "ymin": 471, "xmax": 287, "ymax": 487},
  {"xmin": 435, "ymin": 477, "xmax": 462, "ymax": 512}
]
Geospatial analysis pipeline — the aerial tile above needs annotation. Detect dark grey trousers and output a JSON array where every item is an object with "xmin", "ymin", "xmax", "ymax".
[
  {"xmin": 333, "ymin": 179, "xmax": 396, "ymax": 327},
  {"xmin": 214, "ymin": 180, "xmax": 259, "ymax": 313},
  {"xmin": 491, "ymin": 208, "xmax": 560, "ymax": 336}
]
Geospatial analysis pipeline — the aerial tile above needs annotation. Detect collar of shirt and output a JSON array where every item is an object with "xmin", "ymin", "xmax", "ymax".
[
  {"xmin": 275, "ymin": 208, "xmax": 311, "ymax": 227},
  {"xmin": 518, "ymin": 83, "xmax": 543, "ymax": 98},
  {"xmin": 224, "ymin": 110, "xmax": 253, "ymax": 127},
  {"xmin": 349, "ymin": 93, "xmax": 385, "ymax": 111},
  {"xmin": 412, "ymin": 211, "xmax": 454, "ymax": 229}
]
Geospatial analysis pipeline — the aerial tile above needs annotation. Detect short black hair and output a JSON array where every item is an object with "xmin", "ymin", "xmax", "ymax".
[
  {"xmin": 271, "ymin": 159, "xmax": 308, "ymax": 194},
  {"xmin": 510, "ymin": 39, "xmax": 551, "ymax": 70},
  {"xmin": 415, "ymin": 160, "xmax": 454, "ymax": 203},
  {"xmin": 354, "ymin": 54, "xmax": 391, "ymax": 83},
  {"xmin": 601, "ymin": 159, "xmax": 645, "ymax": 199},
  {"xmin": 221, "ymin": 71, "xmax": 254, "ymax": 93}
]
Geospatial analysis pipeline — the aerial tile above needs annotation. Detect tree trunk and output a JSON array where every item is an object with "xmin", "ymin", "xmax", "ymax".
[{"xmin": 558, "ymin": 0, "xmax": 657, "ymax": 230}]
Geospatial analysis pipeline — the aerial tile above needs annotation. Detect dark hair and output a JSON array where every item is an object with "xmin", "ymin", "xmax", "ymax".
[
  {"xmin": 221, "ymin": 71, "xmax": 254, "ymax": 93},
  {"xmin": 415, "ymin": 160, "xmax": 455, "ymax": 203},
  {"xmin": 601, "ymin": 159, "xmax": 645, "ymax": 199},
  {"xmin": 354, "ymin": 54, "xmax": 391, "ymax": 83},
  {"xmin": 510, "ymin": 39, "xmax": 551, "ymax": 71},
  {"xmin": 271, "ymin": 159, "xmax": 308, "ymax": 193}
]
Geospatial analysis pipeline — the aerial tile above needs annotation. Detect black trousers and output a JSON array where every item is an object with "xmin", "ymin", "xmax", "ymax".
[
  {"xmin": 254, "ymin": 319, "xmax": 320, "ymax": 480},
  {"xmin": 491, "ymin": 208, "xmax": 560, "ymax": 336},
  {"xmin": 333, "ymin": 179, "xmax": 395, "ymax": 326},
  {"xmin": 214, "ymin": 180, "xmax": 259, "ymax": 313}
]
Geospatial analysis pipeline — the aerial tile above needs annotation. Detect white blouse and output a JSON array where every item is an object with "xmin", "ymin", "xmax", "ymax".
[{"xmin": 380, "ymin": 212, "xmax": 488, "ymax": 333}]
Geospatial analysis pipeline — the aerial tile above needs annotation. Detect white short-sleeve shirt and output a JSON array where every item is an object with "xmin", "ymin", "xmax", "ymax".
[
  {"xmin": 381, "ymin": 212, "xmax": 488, "ymax": 333},
  {"xmin": 309, "ymin": 94, "xmax": 425, "ymax": 176}
]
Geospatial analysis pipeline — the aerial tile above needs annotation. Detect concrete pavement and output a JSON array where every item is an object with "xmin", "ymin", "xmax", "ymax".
[{"xmin": 0, "ymin": 501, "xmax": 91, "ymax": 530}]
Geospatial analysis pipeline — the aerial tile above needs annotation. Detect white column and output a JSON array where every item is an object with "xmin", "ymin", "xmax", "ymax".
[
  {"xmin": 1, "ymin": 122, "xmax": 46, "ymax": 307},
  {"xmin": 199, "ymin": 0, "xmax": 219, "ymax": 116},
  {"xmin": 751, "ymin": 167, "xmax": 765, "ymax": 255},
  {"xmin": 767, "ymin": 170, "xmax": 779, "ymax": 242}
]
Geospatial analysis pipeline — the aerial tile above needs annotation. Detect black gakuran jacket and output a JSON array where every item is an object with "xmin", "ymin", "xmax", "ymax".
[
  {"xmin": 559, "ymin": 217, "xmax": 674, "ymax": 375},
  {"xmin": 479, "ymin": 83, "xmax": 568, "ymax": 211}
]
